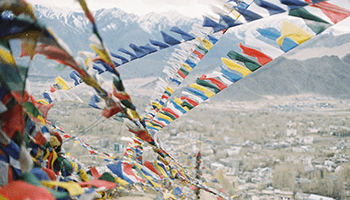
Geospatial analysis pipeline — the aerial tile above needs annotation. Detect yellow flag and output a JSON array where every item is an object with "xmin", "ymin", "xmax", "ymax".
[
  {"xmin": 146, "ymin": 122, "xmax": 162, "ymax": 130},
  {"xmin": 37, "ymin": 99, "xmax": 49, "ymax": 105},
  {"xmin": 127, "ymin": 109, "xmax": 141, "ymax": 120},
  {"xmin": 37, "ymin": 115, "xmax": 45, "ymax": 125},
  {"xmin": 49, "ymin": 136, "xmax": 61, "ymax": 148},
  {"xmin": 116, "ymin": 177, "xmax": 129, "ymax": 186},
  {"xmin": 166, "ymin": 86, "xmax": 174, "ymax": 94},
  {"xmin": 40, "ymin": 181, "xmax": 84, "ymax": 197},
  {"xmin": 222, "ymin": 4, "xmax": 241, "ymax": 19},
  {"xmin": 174, "ymin": 97, "xmax": 189, "ymax": 112},
  {"xmin": 0, "ymin": 47, "xmax": 16, "ymax": 65},
  {"xmin": 84, "ymin": 57, "xmax": 93, "ymax": 69},
  {"xmin": 118, "ymin": 186, "xmax": 125, "ymax": 190},
  {"xmin": 35, "ymin": 148, "xmax": 42, "ymax": 159},
  {"xmin": 21, "ymin": 35, "xmax": 41, "ymax": 59},
  {"xmin": 50, "ymin": 150, "xmax": 58, "ymax": 169},
  {"xmin": 230, "ymin": 9, "xmax": 241, "ymax": 19},
  {"xmin": 154, "ymin": 161, "xmax": 169, "ymax": 179},
  {"xmin": 164, "ymin": 192, "xmax": 176, "ymax": 199},
  {"xmin": 171, "ymin": 169, "xmax": 177, "ymax": 179},
  {"xmin": 201, "ymin": 39, "xmax": 213, "ymax": 50},
  {"xmin": 43, "ymin": 149, "xmax": 51, "ymax": 161},
  {"xmin": 134, "ymin": 163, "xmax": 161, "ymax": 189},
  {"xmin": 221, "ymin": 58, "xmax": 251, "ymax": 77},
  {"xmin": 70, "ymin": 161, "xmax": 78, "ymax": 173},
  {"xmin": 182, "ymin": 63, "xmax": 193, "ymax": 72},
  {"xmin": 151, "ymin": 102, "xmax": 162, "ymax": 110},
  {"xmin": 90, "ymin": 44, "xmax": 114, "ymax": 68},
  {"xmin": 0, "ymin": 3, "xmax": 36, "ymax": 20},
  {"xmin": 55, "ymin": 76, "xmax": 70, "ymax": 90},
  {"xmin": 189, "ymin": 83, "xmax": 215, "ymax": 98},
  {"xmin": 80, "ymin": 76, "xmax": 105, "ymax": 95},
  {"xmin": 79, "ymin": 168, "xmax": 90, "ymax": 182},
  {"xmin": 276, "ymin": 21, "xmax": 314, "ymax": 45},
  {"xmin": 157, "ymin": 112, "xmax": 174, "ymax": 122},
  {"xmin": 77, "ymin": 0, "xmax": 90, "ymax": 16}
]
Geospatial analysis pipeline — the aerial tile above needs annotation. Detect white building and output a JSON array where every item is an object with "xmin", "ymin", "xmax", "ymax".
[
  {"xmin": 308, "ymin": 194, "xmax": 335, "ymax": 200},
  {"xmin": 301, "ymin": 136, "xmax": 314, "ymax": 144},
  {"xmin": 295, "ymin": 193, "xmax": 335, "ymax": 200}
]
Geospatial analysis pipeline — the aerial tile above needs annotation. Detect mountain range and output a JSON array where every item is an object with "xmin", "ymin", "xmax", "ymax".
[
  {"xmin": 19, "ymin": 5, "xmax": 350, "ymax": 101},
  {"xmin": 19, "ymin": 5, "xmax": 203, "ymax": 79}
]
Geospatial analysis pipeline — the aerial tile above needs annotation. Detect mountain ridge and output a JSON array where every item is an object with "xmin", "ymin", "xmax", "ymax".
[
  {"xmin": 25, "ymin": 5, "xmax": 202, "ymax": 80},
  {"xmin": 24, "ymin": 5, "xmax": 350, "ymax": 101}
]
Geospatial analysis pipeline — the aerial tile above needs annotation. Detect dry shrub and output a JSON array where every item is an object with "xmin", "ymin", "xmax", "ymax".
[
  {"xmin": 297, "ymin": 168, "xmax": 342, "ymax": 199},
  {"xmin": 272, "ymin": 164, "xmax": 296, "ymax": 190},
  {"xmin": 339, "ymin": 164, "xmax": 350, "ymax": 182},
  {"xmin": 315, "ymin": 176, "xmax": 341, "ymax": 198}
]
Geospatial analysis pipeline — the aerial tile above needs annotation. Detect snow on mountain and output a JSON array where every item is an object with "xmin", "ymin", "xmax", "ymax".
[
  {"xmin": 26, "ymin": 5, "xmax": 350, "ymax": 101},
  {"xmin": 34, "ymin": 4, "xmax": 76, "ymax": 20},
  {"xmin": 323, "ymin": 17, "xmax": 350, "ymax": 36},
  {"xmin": 138, "ymin": 12, "xmax": 171, "ymax": 34},
  {"xmin": 34, "ymin": 5, "xmax": 199, "ymax": 34},
  {"xmin": 29, "ymin": 5, "xmax": 201, "ymax": 79},
  {"xmin": 34, "ymin": 5, "xmax": 88, "ymax": 32},
  {"xmin": 158, "ymin": 10, "xmax": 196, "ymax": 26},
  {"xmin": 136, "ymin": 11, "xmax": 198, "ymax": 34}
]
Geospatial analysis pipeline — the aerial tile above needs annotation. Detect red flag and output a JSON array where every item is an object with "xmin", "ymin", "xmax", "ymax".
[
  {"xmin": 193, "ymin": 50, "xmax": 204, "ymax": 59},
  {"xmin": 160, "ymin": 107, "xmax": 180, "ymax": 118},
  {"xmin": 190, "ymin": 185, "xmax": 198, "ymax": 190},
  {"xmin": 79, "ymin": 180, "xmax": 117, "ymax": 189},
  {"xmin": 133, "ymin": 138, "xmax": 143, "ymax": 145},
  {"xmin": 144, "ymin": 160, "xmax": 164, "ymax": 179},
  {"xmin": 180, "ymin": 96, "xmax": 199, "ymax": 107},
  {"xmin": 41, "ymin": 168, "xmax": 57, "ymax": 181},
  {"xmin": 200, "ymin": 75, "xmax": 227, "ymax": 90},
  {"xmin": 122, "ymin": 162, "xmax": 146, "ymax": 183},
  {"xmin": 149, "ymin": 118, "xmax": 165, "ymax": 128},
  {"xmin": 0, "ymin": 181, "xmax": 55, "ymax": 200},
  {"xmin": 21, "ymin": 44, "xmax": 87, "ymax": 77},
  {"xmin": 50, "ymin": 85, "xmax": 56, "ymax": 93},
  {"xmin": 113, "ymin": 88, "xmax": 130, "ymax": 101},
  {"xmin": 128, "ymin": 129, "xmax": 153, "ymax": 143},
  {"xmin": 11, "ymin": 91, "xmax": 29, "ymax": 104},
  {"xmin": 239, "ymin": 43, "xmax": 272, "ymax": 66},
  {"xmin": 63, "ymin": 134, "xmax": 71, "ymax": 139},
  {"xmin": 177, "ymin": 69, "xmax": 186, "ymax": 79},
  {"xmin": 29, "ymin": 95, "xmax": 54, "ymax": 120},
  {"xmin": 101, "ymin": 104, "xmax": 123, "ymax": 118},
  {"xmin": 89, "ymin": 167, "xmax": 102, "ymax": 180},
  {"xmin": 33, "ymin": 131, "xmax": 47, "ymax": 146},
  {"xmin": 305, "ymin": 0, "xmax": 350, "ymax": 24},
  {"xmin": 161, "ymin": 94, "xmax": 170, "ymax": 100},
  {"xmin": 36, "ymin": 104, "xmax": 54, "ymax": 120},
  {"xmin": 1, "ymin": 103, "xmax": 25, "ymax": 139}
]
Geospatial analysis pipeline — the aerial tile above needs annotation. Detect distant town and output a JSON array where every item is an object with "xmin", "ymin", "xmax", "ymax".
[{"xmin": 45, "ymin": 90, "xmax": 350, "ymax": 199}]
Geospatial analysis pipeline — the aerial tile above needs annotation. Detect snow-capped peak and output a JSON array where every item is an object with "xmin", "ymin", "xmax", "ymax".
[{"xmin": 34, "ymin": 4, "xmax": 81, "ymax": 20}]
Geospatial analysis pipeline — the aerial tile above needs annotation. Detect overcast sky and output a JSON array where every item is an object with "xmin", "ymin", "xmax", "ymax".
[{"xmin": 26, "ymin": 0, "xmax": 213, "ymax": 18}]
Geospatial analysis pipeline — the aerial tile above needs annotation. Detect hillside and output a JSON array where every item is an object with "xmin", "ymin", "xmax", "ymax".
[{"xmin": 18, "ymin": 5, "xmax": 201, "ymax": 79}]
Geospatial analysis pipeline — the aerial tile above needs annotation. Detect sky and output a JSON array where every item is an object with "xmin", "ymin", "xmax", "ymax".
[{"xmin": 26, "ymin": 0, "xmax": 214, "ymax": 18}]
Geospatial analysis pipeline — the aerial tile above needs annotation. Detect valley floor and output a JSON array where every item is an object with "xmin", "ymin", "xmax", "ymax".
[{"xmin": 41, "ymin": 88, "xmax": 350, "ymax": 199}]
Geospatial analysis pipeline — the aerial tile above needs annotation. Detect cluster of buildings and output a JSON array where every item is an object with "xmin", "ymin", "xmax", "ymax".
[
  {"xmin": 59, "ymin": 97, "xmax": 350, "ymax": 199},
  {"xmin": 158, "ymin": 120, "xmax": 350, "ymax": 199}
]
